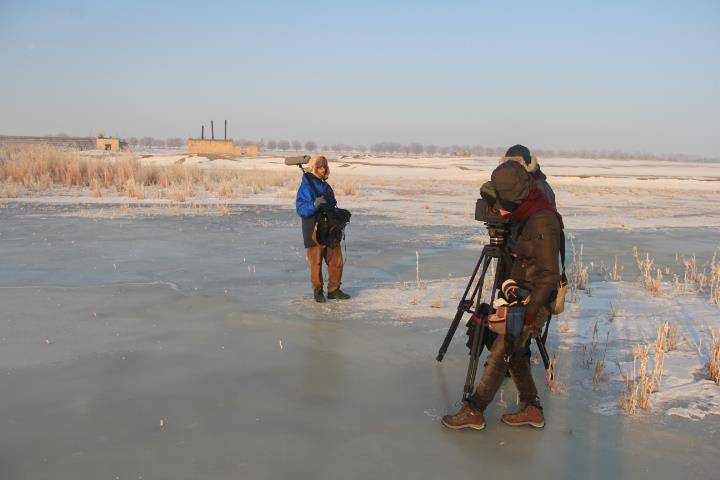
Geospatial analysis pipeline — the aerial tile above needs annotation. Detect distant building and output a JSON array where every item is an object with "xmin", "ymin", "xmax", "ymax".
[
  {"xmin": 0, "ymin": 135, "xmax": 96, "ymax": 150},
  {"xmin": 96, "ymin": 136, "xmax": 128, "ymax": 152},
  {"xmin": 187, "ymin": 139, "xmax": 258, "ymax": 157}
]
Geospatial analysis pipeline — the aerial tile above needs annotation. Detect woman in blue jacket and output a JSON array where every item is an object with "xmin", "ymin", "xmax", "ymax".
[{"xmin": 295, "ymin": 156, "xmax": 350, "ymax": 303}]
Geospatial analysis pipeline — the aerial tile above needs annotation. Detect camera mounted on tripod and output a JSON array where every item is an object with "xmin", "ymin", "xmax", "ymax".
[{"xmin": 476, "ymin": 181, "xmax": 512, "ymax": 247}]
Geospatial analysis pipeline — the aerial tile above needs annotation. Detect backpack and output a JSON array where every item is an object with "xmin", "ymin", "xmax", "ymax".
[{"xmin": 313, "ymin": 207, "xmax": 351, "ymax": 247}]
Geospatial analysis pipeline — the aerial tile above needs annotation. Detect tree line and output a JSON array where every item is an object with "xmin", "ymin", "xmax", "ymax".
[{"xmin": 53, "ymin": 132, "xmax": 715, "ymax": 162}]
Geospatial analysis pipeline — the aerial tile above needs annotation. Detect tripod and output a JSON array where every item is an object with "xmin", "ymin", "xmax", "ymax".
[{"xmin": 436, "ymin": 235, "xmax": 551, "ymax": 403}]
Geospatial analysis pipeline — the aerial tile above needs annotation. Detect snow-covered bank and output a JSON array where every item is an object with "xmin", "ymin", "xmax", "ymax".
[
  {"xmin": 5, "ymin": 153, "xmax": 720, "ymax": 231},
  {"xmin": 311, "ymin": 275, "xmax": 720, "ymax": 420}
]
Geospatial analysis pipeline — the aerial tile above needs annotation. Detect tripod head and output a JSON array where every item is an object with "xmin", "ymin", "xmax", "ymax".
[{"xmin": 475, "ymin": 197, "xmax": 512, "ymax": 247}]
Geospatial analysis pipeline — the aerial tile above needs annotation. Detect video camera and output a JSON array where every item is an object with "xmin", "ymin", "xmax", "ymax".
[{"xmin": 475, "ymin": 197, "xmax": 511, "ymax": 246}]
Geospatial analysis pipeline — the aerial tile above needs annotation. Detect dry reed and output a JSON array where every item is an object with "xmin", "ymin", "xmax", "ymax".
[
  {"xmin": 633, "ymin": 247, "xmax": 663, "ymax": 296},
  {"xmin": 545, "ymin": 355, "xmax": 565, "ymax": 394},
  {"xmin": 568, "ymin": 240, "xmax": 589, "ymax": 302},
  {"xmin": 620, "ymin": 323, "xmax": 668, "ymax": 414},
  {"xmin": 0, "ymin": 144, "xmax": 314, "ymax": 202},
  {"xmin": 593, "ymin": 331, "xmax": 611, "ymax": 384},
  {"xmin": 707, "ymin": 329, "xmax": 720, "ymax": 385}
]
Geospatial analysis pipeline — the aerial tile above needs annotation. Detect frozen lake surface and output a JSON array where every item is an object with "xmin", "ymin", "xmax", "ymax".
[{"xmin": 1, "ymin": 203, "xmax": 718, "ymax": 479}]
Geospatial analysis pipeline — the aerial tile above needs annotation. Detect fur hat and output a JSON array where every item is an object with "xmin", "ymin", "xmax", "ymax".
[
  {"xmin": 500, "ymin": 144, "xmax": 539, "ymax": 173},
  {"xmin": 308, "ymin": 156, "xmax": 329, "ymax": 180},
  {"xmin": 490, "ymin": 161, "xmax": 532, "ymax": 209}
]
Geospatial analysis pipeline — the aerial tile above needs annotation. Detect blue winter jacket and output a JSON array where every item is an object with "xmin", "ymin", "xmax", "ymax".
[{"xmin": 296, "ymin": 174, "xmax": 337, "ymax": 247}]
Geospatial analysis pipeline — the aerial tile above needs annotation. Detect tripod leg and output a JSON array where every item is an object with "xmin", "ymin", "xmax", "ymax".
[
  {"xmin": 436, "ymin": 251, "xmax": 490, "ymax": 362},
  {"xmin": 436, "ymin": 307, "xmax": 468, "ymax": 362},
  {"xmin": 463, "ymin": 321, "xmax": 487, "ymax": 401}
]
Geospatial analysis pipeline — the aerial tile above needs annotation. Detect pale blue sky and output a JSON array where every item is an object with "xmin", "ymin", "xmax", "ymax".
[{"xmin": 1, "ymin": 0, "xmax": 718, "ymax": 156}]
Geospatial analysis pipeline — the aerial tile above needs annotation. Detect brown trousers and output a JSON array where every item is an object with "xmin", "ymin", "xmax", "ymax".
[
  {"xmin": 472, "ymin": 310, "xmax": 549, "ymax": 410},
  {"xmin": 306, "ymin": 245, "xmax": 343, "ymax": 292}
]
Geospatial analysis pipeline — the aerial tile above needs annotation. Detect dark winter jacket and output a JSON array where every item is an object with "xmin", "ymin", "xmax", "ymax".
[
  {"xmin": 533, "ymin": 168, "xmax": 556, "ymax": 207},
  {"xmin": 295, "ymin": 174, "xmax": 337, "ymax": 248},
  {"xmin": 491, "ymin": 161, "xmax": 561, "ymax": 319},
  {"xmin": 508, "ymin": 210, "xmax": 561, "ymax": 318}
]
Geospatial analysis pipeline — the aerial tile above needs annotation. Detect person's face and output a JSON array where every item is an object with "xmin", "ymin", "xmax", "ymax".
[{"xmin": 316, "ymin": 165, "xmax": 328, "ymax": 177}]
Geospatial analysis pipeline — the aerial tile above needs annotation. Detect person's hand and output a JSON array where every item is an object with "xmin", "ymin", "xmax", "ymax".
[{"xmin": 313, "ymin": 196, "xmax": 327, "ymax": 208}]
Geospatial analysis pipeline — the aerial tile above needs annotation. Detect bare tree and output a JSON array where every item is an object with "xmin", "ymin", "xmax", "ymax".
[
  {"xmin": 356, "ymin": 144, "xmax": 367, "ymax": 153},
  {"xmin": 267, "ymin": 139, "xmax": 278, "ymax": 150},
  {"xmin": 278, "ymin": 140, "xmax": 291, "ymax": 151},
  {"xmin": 140, "ymin": 137, "xmax": 154, "ymax": 147},
  {"xmin": 425, "ymin": 144, "xmax": 438, "ymax": 156},
  {"xmin": 292, "ymin": 140, "xmax": 302, "ymax": 151},
  {"xmin": 304, "ymin": 141, "xmax": 317, "ymax": 152},
  {"xmin": 410, "ymin": 142, "xmax": 424, "ymax": 155}
]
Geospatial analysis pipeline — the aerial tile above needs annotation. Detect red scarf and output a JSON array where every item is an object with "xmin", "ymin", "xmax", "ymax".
[{"xmin": 510, "ymin": 188, "xmax": 564, "ymax": 228}]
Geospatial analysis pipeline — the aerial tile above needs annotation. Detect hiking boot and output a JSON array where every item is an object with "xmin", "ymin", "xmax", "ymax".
[
  {"xmin": 501, "ymin": 404, "xmax": 545, "ymax": 428},
  {"xmin": 327, "ymin": 288, "xmax": 351, "ymax": 300},
  {"xmin": 313, "ymin": 288, "xmax": 326, "ymax": 303},
  {"xmin": 441, "ymin": 401, "xmax": 486, "ymax": 431}
]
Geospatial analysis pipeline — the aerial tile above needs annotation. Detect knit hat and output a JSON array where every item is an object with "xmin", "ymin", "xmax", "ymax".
[
  {"xmin": 490, "ymin": 161, "xmax": 532, "ymax": 210},
  {"xmin": 505, "ymin": 145, "xmax": 532, "ymax": 165}
]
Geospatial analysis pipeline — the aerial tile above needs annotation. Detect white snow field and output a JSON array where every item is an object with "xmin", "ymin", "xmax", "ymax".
[{"xmin": 1, "ymin": 153, "xmax": 719, "ymax": 479}]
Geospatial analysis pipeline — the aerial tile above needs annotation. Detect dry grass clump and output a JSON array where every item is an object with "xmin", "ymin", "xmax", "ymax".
[
  {"xmin": 657, "ymin": 321, "xmax": 679, "ymax": 353},
  {"xmin": 568, "ymin": 240, "xmax": 589, "ymax": 302},
  {"xmin": 90, "ymin": 177, "xmax": 103, "ymax": 197},
  {"xmin": 633, "ymin": 246, "xmax": 663, "ymax": 296},
  {"xmin": 594, "ymin": 332, "xmax": 611, "ymax": 384},
  {"xmin": 620, "ymin": 323, "xmax": 668, "ymax": 414},
  {"xmin": 0, "ymin": 144, "xmax": 304, "ymax": 202},
  {"xmin": 600, "ymin": 256, "xmax": 623, "ymax": 281},
  {"xmin": 545, "ymin": 355, "xmax": 566, "ymax": 394},
  {"xmin": 218, "ymin": 181, "xmax": 235, "ymax": 199},
  {"xmin": 0, "ymin": 181, "xmax": 19, "ymax": 198},
  {"xmin": 126, "ymin": 180, "xmax": 145, "ymax": 200},
  {"xmin": 167, "ymin": 182, "xmax": 195, "ymax": 203},
  {"xmin": 677, "ymin": 253, "xmax": 720, "ymax": 304},
  {"xmin": 333, "ymin": 178, "xmax": 360, "ymax": 196},
  {"xmin": 582, "ymin": 320, "xmax": 600, "ymax": 368},
  {"xmin": 707, "ymin": 329, "xmax": 720, "ymax": 385}
]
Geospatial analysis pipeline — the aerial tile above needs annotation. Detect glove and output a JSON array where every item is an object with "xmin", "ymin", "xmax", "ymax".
[
  {"xmin": 313, "ymin": 196, "xmax": 327, "ymax": 208},
  {"xmin": 501, "ymin": 279, "xmax": 531, "ymax": 305}
]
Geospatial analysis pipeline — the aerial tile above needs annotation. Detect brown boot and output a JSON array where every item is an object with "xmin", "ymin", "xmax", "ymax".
[
  {"xmin": 501, "ymin": 404, "xmax": 545, "ymax": 428},
  {"xmin": 441, "ymin": 402, "xmax": 486, "ymax": 431}
]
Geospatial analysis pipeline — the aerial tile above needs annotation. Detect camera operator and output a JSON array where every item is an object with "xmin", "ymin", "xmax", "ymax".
[
  {"xmin": 442, "ymin": 161, "xmax": 563, "ymax": 431},
  {"xmin": 500, "ymin": 144, "xmax": 556, "ymax": 207},
  {"xmin": 487, "ymin": 144, "xmax": 557, "ymax": 356},
  {"xmin": 295, "ymin": 156, "xmax": 350, "ymax": 303}
]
